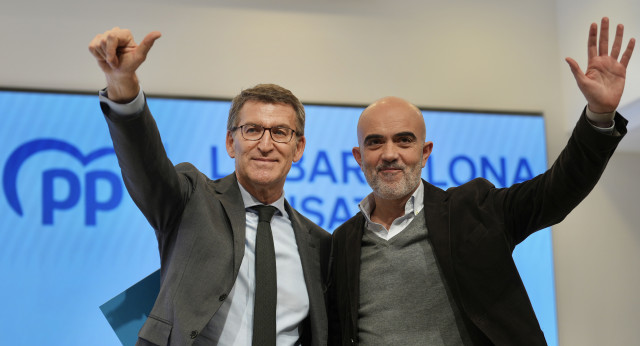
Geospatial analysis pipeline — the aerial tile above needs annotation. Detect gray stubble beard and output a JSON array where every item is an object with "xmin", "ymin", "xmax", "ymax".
[{"xmin": 365, "ymin": 161, "xmax": 423, "ymax": 201}]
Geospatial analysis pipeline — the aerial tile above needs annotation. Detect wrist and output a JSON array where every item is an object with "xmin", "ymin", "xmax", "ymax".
[
  {"xmin": 105, "ymin": 74, "xmax": 140, "ymax": 103},
  {"xmin": 587, "ymin": 103, "xmax": 615, "ymax": 114}
]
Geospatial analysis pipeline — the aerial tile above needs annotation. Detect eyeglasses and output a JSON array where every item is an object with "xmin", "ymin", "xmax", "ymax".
[{"xmin": 232, "ymin": 124, "xmax": 297, "ymax": 143}]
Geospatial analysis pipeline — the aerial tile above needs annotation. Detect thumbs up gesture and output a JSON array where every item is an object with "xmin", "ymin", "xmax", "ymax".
[{"xmin": 89, "ymin": 27, "xmax": 161, "ymax": 103}]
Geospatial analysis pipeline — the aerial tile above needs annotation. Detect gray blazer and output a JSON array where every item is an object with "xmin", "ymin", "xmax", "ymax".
[{"xmin": 102, "ymin": 101, "xmax": 331, "ymax": 346}]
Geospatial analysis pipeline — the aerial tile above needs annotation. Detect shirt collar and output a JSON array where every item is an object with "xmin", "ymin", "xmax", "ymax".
[
  {"xmin": 237, "ymin": 181, "xmax": 288, "ymax": 218},
  {"xmin": 358, "ymin": 180, "xmax": 424, "ymax": 223}
]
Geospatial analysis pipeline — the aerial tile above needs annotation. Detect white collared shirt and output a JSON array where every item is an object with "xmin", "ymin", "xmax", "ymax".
[
  {"xmin": 359, "ymin": 181, "xmax": 425, "ymax": 241},
  {"xmin": 196, "ymin": 181, "xmax": 310, "ymax": 345}
]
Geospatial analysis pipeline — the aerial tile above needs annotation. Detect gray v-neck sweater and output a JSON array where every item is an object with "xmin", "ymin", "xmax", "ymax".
[{"xmin": 357, "ymin": 210, "xmax": 472, "ymax": 345}]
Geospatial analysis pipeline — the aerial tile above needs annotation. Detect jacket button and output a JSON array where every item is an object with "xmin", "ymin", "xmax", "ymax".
[
  {"xmin": 190, "ymin": 330, "xmax": 199, "ymax": 339},
  {"xmin": 219, "ymin": 293, "xmax": 228, "ymax": 301}
]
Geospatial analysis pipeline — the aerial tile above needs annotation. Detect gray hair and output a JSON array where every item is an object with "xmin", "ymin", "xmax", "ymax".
[{"xmin": 227, "ymin": 83, "xmax": 305, "ymax": 136}]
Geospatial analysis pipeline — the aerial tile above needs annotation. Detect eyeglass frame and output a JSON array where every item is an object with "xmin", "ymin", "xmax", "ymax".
[{"xmin": 231, "ymin": 123, "xmax": 298, "ymax": 143}]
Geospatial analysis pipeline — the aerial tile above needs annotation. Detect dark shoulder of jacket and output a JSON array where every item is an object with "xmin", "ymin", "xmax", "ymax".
[
  {"xmin": 444, "ymin": 177, "xmax": 496, "ymax": 202},
  {"xmin": 332, "ymin": 212, "xmax": 364, "ymax": 239}
]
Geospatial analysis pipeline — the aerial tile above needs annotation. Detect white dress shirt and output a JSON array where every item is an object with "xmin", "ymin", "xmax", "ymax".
[
  {"xmin": 200, "ymin": 184, "xmax": 309, "ymax": 345},
  {"xmin": 359, "ymin": 181, "xmax": 425, "ymax": 241}
]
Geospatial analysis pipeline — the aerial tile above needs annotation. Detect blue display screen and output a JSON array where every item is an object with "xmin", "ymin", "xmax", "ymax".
[{"xmin": 0, "ymin": 90, "xmax": 556, "ymax": 345}]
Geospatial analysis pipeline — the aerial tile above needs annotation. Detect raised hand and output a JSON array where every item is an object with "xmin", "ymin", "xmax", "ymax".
[
  {"xmin": 88, "ymin": 27, "xmax": 161, "ymax": 103},
  {"xmin": 566, "ymin": 17, "xmax": 635, "ymax": 114}
]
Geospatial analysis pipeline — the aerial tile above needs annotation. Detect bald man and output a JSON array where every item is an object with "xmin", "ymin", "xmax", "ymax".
[{"xmin": 327, "ymin": 17, "xmax": 634, "ymax": 345}]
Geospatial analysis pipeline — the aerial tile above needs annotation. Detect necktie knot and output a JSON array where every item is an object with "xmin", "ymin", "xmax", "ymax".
[{"xmin": 255, "ymin": 205, "xmax": 277, "ymax": 223}]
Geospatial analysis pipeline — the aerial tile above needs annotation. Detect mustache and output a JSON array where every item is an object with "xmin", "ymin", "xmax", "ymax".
[{"xmin": 376, "ymin": 163, "xmax": 405, "ymax": 172}]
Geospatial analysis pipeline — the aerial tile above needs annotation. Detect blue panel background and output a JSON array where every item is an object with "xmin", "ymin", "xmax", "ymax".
[{"xmin": 0, "ymin": 90, "xmax": 555, "ymax": 345}]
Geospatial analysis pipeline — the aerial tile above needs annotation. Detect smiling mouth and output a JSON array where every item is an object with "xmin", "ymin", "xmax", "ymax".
[
  {"xmin": 253, "ymin": 158, "xmax": 277, "ymax": 163},
  {"xmin": 379, "ymin": 170, "xmax": 402, "ymax": 176},
  {"xmin": 378, "ymin": 165, "xmax": 403, "ymax": 173}
]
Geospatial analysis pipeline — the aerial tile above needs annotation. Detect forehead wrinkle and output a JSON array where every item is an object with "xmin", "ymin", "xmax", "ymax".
[
  {"xmin": 364, "ymin": 131, "xmax": 417, "ymax": 142},
  {"xmin": 238, "ymin": 101, "xmax": 297, "ymax": 129},
  {"xmin": 357, "ymin": 96, "xmax": 426, "ymax": 144},
  {"xmin": 242, "ymin": 121, "xmax": 294, "ymax": 129}
]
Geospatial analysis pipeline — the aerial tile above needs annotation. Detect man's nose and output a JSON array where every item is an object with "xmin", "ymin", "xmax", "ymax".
[
  {"xmin": 380, "ymin": 143, "xmax": 399, "ymax": 161},
  {"xmin": 257, "ymin": 129, "xmax": 275, "ymax": 152}
]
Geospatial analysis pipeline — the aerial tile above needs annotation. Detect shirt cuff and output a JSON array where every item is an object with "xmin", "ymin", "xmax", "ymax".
[
  {"xmin": 585, "ymin": 106, "xmax": 616, "ymax": 134},
  {"xmin": 98, "ymin": 87, "xmax": 145, "ymax": 116}
]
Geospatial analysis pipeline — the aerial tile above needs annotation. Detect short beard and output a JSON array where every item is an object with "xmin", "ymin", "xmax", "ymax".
[{"xmin": 365, "ymin": 162, "xmax": 422, "ymax": 200}]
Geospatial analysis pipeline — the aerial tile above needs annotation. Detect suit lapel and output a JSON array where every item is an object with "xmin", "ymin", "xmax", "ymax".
[
  {"xmin": 285, "ymin": 200, "xmax": 323, "ymax": 343},
  {"xmin": 214, "ymin": 173, "xmax": 247, "ymax": 277},
  {"xmin": 345, "ymin": 216, "xmax": 364, "ymax": 332},
  {"xmin": 422, "ymin": 180, "xmax": 456, "ymax": 290},
  {"xmin": 422, "ymin": 182, "xmax": 500, "ymax": 343},
  {"xmin": 285, "ymin": 200, "xmax": 319, "ymax": 297}
]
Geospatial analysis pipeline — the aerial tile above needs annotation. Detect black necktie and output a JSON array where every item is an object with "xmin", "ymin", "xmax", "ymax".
[{"xmin": 252, "ymin": 205, "xmax": 278, "ymax": 346}]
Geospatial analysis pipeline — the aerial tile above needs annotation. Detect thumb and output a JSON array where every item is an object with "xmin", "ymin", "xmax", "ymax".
[
  {"xmin": 565, "ymin": 57, "xmax": 585, "ymax": 82},
  {"xmin": 136, "ymin": 31, "xmax": 162, "ymax": 59}
]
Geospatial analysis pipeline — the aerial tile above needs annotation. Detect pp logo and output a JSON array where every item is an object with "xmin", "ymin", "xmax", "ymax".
[{"xmin": 3, "ymin": 139, "xmax": 122, "ymax": 225}]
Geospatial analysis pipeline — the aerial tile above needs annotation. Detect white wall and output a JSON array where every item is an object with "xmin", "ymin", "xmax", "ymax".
[
  {"xmin": 555, "ymin": 1, "xmax": 640, "ymax": 344},
  {"xmin": 1, "ymin": 0, "xmax": 638, "ymax": 344}
]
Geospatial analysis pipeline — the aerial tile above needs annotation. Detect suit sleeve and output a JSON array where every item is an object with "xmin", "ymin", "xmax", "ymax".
[
  {"xmin": 101, "ymin": 99, "xmax": 191, "ymax": 234},
  {"xmin": 494, "ymin": 109, "xmax": 627, "ymax": 247}
]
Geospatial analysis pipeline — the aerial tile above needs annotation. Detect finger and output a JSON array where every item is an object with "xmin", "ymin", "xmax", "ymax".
[
  {"xmin": 598, "ymin": 17, "xmax": 609, "ymax": 56},
  {"xmin": 565, "ymin": 57, "xmax": 585, "ymax": 81},
  {"xmin": 620, "ymin": 38, "xmax": 636, "ymax": 68},
  {"xmin": 104, "ymin": 33, "xmax": 120, "ymax": 68},
  {"xmin": 104, "ymin": 28, "xmax": 133, "ymax": 68},
  {"xmin": 88, "ymin": 34, "xmax": 107, "ymax": 62},
  {"xmin": 610, "ymin": 24, "xmax": 624, "ymax": 59},
  {"xmin": 135, "ymin": 31, "xmax": 162, "ymax": 60},
  {"xmin": 587, "ymin": 22, "xmax": 597, "ymax": 60},
  {"xmin": 565, "ymin": 57, "xmax": 591, "ymax": 93}
]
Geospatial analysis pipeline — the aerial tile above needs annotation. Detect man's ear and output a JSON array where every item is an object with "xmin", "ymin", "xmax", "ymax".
[
  {"xmin": 352, "ymin": 147, "xmax": 362, "ymax": 167},
  {"xmin": 226, "ymin": 131, "xmax": 235, "ymax": 158},
  {"xmin": 421, "ymin": 141, "xmax": 433, "ymax": 168},
  {"xmin": 293, "ymin": 136, "xmax": 306, "ymax": 162}
]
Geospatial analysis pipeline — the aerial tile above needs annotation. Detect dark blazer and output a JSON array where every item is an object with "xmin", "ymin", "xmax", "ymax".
[
  {"xmin": 102, "ymin": 102, "xmax": 332, "ymax": 346},
  {"xmin": 328, "ymin": 111, "xmax": 627, "ymax": 345}
]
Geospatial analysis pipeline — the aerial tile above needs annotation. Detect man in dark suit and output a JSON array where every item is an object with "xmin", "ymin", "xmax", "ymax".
[
  {"xmin": 89, "ymin": 28, "xmax": 331, "ymax": 345},
  {"xmin": 328, "ymin": 17, "xmax": 634, "ymax": 345}
]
